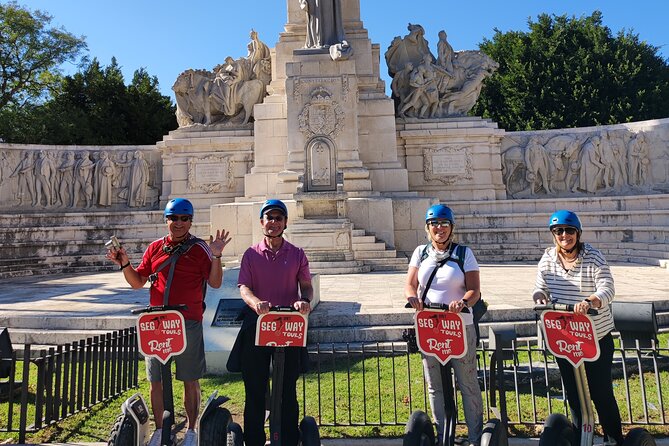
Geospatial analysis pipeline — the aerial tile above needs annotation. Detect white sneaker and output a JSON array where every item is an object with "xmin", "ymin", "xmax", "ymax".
[
  {"xmin": 148, "ymin": 430, "xmax": 162, "ymax": 446},
  {"xmin": 183, "ymin": 429, "xmax": 197, "ymax": 446}
]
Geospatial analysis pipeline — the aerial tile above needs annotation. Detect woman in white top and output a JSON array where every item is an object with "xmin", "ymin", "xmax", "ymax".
[
  {"xmin": 533, "ymin": 210, "xmax": 623, "ymax": 445},
  {"xmin": 405, "ymin": 204, "xmax": 483, "ymax": 446}
]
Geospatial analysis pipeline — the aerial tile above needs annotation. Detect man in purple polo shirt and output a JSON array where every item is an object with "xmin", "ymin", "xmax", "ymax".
[{"xmin": 237, "ymin": 198, "xmax": 313, "ymax": 446}]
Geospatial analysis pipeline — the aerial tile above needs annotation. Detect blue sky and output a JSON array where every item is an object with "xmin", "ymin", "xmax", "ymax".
[{"xmin": 16, "ymin": 0, "xmax": 669, "ymax": 100}]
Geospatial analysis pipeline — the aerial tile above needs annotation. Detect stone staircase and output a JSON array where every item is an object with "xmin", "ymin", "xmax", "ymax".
[
  {"xmin": 288, "ymin": 218, "xmax": 408, "ymax": 274},
  {"xmin": 0, "ymin": 210, "xmax": 210, "ymax": 278},
  {"xmin": 448, "ymin": 194, "xmax": 669, "ymax": 267}
]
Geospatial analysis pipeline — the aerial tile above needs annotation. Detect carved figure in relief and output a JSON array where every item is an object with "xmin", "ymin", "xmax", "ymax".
[
  {"xmin": 603, "ymin": 130, "xmax": 628, "ymax": 189},
  {"xmin": 58, "ymin": 151, "xmax": 75, "ymax": 208},
  {"xmin": 543, "ymin": 134, "xmax": 581, "ymax": 192},
  {"xmin": 10, "ymin": 151, "xmax": 36, "ymax": 205},
  {"xmin": 501, "ymin": 145, "xmax": 526, "ymax": 196},
  {"xmin": 390, "ymin": 62, "xmax": 413, "ymax": 111},
  {"xmin": 72, "ymin": 151, "xmax": 94, "ymax": 208},
  {"xmin": 627, "ymin": 132, "xmax": 645, "ymax": 186},
  {"xmin": 117, "ymin": 151, "xmax": 150, "ymax": 207},
  {"xmin": 34, "ymin": 150, "xmax": 55, "ymax": 207},
  {"xmin": 94, "ymin": 151, "xmax": 116, "ymax": 207},
  {"xmin": 399, "ymin": 57, "xmax": 438, "ymax": 118},
  {"xmin": 577, "ymin": 136, "xmax": 604, "ymax": 193},
  {"xmin": 0, "ymin": 151, "xmax": 9, "ymax": 185},
  {"xmin": 524, "ymin": 137, "xmax": 553, "ymax": 195}
]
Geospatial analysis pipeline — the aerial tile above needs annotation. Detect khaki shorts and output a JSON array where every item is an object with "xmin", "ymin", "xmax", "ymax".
[{"xmin": 145, "ymin": 320, "xmax": 206, "ymax": 382}]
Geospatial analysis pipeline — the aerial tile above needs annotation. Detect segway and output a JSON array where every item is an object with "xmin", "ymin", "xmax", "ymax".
[
  {"xmin": 255, "ymin": 306, "xmax": 320, "ymax": 446},
  {"xmin": 108, "ymin": 305, "xmax": 234, "ymax": 446},
  {"xmin": 480, "ymin": 325, "xmax": 513, "ymax": 446},
  {"xmin": 534, "ymin": 303, "xmax": 656, "ymax": 446},
  {"xmin": 403, "ymin": 302, "xmax": 471, "ymax": 446}
]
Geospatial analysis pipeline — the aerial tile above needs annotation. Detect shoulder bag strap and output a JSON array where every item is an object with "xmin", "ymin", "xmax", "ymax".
[{"xmin": 157, "ymin": 237, "xmax": 200, "ymax": 306}]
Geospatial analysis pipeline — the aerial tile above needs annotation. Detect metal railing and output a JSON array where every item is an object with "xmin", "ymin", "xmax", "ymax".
[
  {"xmin": 299, "ymin": 331, "xmax": 669, "ymax": 430},
  {"xmin": 1, "ymin": 328, "xmax": 138, "ymax": 443}
]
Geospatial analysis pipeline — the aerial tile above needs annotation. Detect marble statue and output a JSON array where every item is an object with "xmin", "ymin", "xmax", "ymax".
[
  {"xmin": 386, "ymin": 25, "xmax": 498, "ymax": 118},
  {"xmin": 173, "ymin": 31, "xmax": 271, "ymax": 127},
  {"xmin": 0, "ymin": 151, "xmax": 8, "ymax": 185},
  {"xmin": 117, "ymin": 151, "xmax": 150, "ymax": 207},
  {"xmin": 299, "ymin": 0, "xmax": 344, "ymax": 48}
]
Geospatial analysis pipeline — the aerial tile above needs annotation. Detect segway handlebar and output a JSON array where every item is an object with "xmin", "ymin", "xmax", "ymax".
[
  {"xmin": 405, "ymin": 300, "xmax": 471, "ymax": 313},
  {"xmin": 533, "ymin": 303, "xmax": 598, "ymax": 316},
  {"xmin": 131, "ymin": 304, "xmax": 188, "ymax": 315}
]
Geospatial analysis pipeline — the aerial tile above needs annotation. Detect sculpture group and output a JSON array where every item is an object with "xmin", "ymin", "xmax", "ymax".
[
  {"xmin": 385, "ymin": 24, "xmax": 499, "ymax": 118},
  {"xmin": 502, "ymin": 129, "xmax": 657, "ymax": 197},
  {"xmin": 2, "ymin": 148, "xmax": 155, "ymax": 209},
  {"xmin": 173, "ymin": 31, "xmax": 272, "ymax": 127}
]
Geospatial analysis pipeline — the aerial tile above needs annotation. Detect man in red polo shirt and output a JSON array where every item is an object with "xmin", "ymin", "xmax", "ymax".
[
  {"xmin": 238, "ymin": 199, "xmax": 313, "ymax": 446},
  {"xmin": 106, "ymin": 198, "xmax": 231, "ymax": 446}
]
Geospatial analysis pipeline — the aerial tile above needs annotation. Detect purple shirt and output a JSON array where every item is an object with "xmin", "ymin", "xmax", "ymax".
[{"xmin": 238, "ymin": 238, "xmax": 311, "ymax": 306}]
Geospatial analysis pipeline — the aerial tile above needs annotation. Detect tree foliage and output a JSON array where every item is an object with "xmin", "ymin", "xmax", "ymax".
[
  {"xmin": 472, "ymin": 11, "xmax": 669, "ymax": 131},
  {"xmin": 0, "ymin": 58, "xmax": 177, "ymax": 144},
  {"xmin": 0, "ymin": 1, "xmax": 86, "ymax": 109}
]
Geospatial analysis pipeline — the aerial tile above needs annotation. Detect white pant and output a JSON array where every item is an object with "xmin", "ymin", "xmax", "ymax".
[{"xmin": 422, "ymin": 324, "xmax": 483, "ymax": 446}]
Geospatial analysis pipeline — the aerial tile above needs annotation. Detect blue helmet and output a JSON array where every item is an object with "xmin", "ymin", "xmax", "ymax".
[
  {"xmin": 164, "ymin": 198, "xmax": 194, "ymax": 217},
  {"xmin": 260, "ymin": 199, "xmax": 288, "ymax": 218},
  {"xmin": 425, "ymin": 204, "xmax": 455, "ymax": 225},
  {"xmin": 549, "ymin": 210, "xmax": 581, "ymax": 232}
]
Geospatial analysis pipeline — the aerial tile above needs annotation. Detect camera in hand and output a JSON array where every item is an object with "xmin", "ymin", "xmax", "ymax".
[{"xmin": 105, "ymin": 236, "xmax": 121, "ymax": 250}]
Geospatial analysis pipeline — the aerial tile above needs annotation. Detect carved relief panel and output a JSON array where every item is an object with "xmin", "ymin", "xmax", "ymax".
[
  {"xmin": 0, "ymin": 146, "xmax": 161, "ymax": 211},
  {"xmin": 187, "ymin": 155, "xmax": 235, "ymax": 194},
  {"xmin": 306, "ymin": 137, "xmax": 337, "ymax": 192}
]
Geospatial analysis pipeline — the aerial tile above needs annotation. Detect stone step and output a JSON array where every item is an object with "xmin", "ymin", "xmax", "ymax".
[
  {"xmin": 354, "ymin": 250, "xmax": 399, "ymax": 259},
  {"xmin": 448, "ymin": 194, "xmax": 669, "ymax": 215},
  {"xmin": 0, "ymin": 316, "xmax": 136, "ymax": 330},
  {"xmin": 351, "ymin": 235, "xmax": 376, "ymax": 244},
  {"xmin": 351, "ymin": 229, "xmax": 366, "ymax": 237},
  {"xmin": 7, "ymin": 327, "xmax": 116, "ymax": 346},
  {"xmin": 352, "ymin": 242, "xmax": 386, "ymax": 251},
  {"xmin": 0, "ymin": 210, "xmax": 167, "ymax": 228}
]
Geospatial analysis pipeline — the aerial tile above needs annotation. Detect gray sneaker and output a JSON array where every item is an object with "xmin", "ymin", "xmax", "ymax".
[
  {"xmin": 183, "ymin": 429, "xmax": 197, "ymax": 446},
  {"xmin": 148, "ymin": 430, "xmax": 162, "ymax": 446}
]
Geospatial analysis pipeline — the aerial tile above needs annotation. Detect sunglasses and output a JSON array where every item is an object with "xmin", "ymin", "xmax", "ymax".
[
  {"xmin": 428, "ymin": 220, "xmax": 451, "ymax": 228},
  {"xmin": 551, "ymin": 227, "xmax": 577, "ymax": 236},
  {"xmin": 264, "ymin": 215, "xmax": 285, "ymax": 222},
  {"xmin": 166, "ymin": 215, "xmax": 192, "ymax": 222}
]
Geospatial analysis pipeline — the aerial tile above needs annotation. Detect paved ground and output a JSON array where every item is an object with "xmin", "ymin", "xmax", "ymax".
[{"xmin": 0, "ymin": 262, "xmax": 667, "ymax": 323}]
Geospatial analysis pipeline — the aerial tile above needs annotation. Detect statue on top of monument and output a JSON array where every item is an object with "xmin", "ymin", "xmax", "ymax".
[
  {"xmin": 299, "ymin": 0, "xmax": 353, "ymax": 60},
  {"xmin": 385, "ymin": 24, "xmax": 498, "ymax": 119},
  {"xmin": 172, "ymin": 31, "xmax": 272, "ymax": 127}
]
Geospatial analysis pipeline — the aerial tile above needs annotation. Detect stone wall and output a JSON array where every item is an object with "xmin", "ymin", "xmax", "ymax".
[
  {"xmin": 500, "ymin": 118, "xmax": 669, "ymax": 199},
  {"xmin": 0, "ymin": 144, "xmax": 162, "ymax": 212}
]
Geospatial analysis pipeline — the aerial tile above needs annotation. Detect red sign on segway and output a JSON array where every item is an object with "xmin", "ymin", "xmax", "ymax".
[
  {"xmin": 415, "ymin": 310, "xmax": 467, "ymax": 365},
  {"xmin": 540, "ymin": 310, "xmax": 600, "ymax": 368},
  {"xmin": 136, "ymin": 310, "xmax": 187, "ymax": 364},
  {"xmin": 255, "ymin": 312, "xmax": 308, "ymax": 347}
]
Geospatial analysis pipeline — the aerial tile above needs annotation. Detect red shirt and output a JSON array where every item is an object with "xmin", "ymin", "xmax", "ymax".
[
  {"xmin": 238, "ymin": 238, "xmax": 311, "ymax": 307},
  {"xmin": 136, "ymin": 234, "xmax": 212, "ymax": 321}
]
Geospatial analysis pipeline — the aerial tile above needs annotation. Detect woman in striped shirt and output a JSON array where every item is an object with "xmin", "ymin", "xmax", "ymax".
[{"xmin": 532, "ymin": 210, "xmax": 624, "ymax": 445}]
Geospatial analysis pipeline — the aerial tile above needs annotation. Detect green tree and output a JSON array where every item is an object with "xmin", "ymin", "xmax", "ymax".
[
  {"xmin": 0, "ymin": 1, "xmax": 86, "ymax": 109},
  {"xmin": 1, "ymin": 58, "xmax": 177, "ymax": 144},
  {"xmin": 472, "ymin": 11, "xmax": 669, "ymax": 131}
]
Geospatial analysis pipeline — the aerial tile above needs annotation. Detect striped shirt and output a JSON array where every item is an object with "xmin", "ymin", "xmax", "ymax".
[{"xmin": 533, "ymin": 243, "xmax": 615, "ymax": 339}]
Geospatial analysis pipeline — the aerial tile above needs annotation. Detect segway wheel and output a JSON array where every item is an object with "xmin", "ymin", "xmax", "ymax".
[
  {"xmin": 299, "ymin": 416, "xmax": 321, "ymax": 446},
  {"xmin": 200, "ymin": 407, "xmax": 231, "ymax": 445},
  {"xmin": 539, "ymin": 413, "xmax": 576, "ymax": 446},
  {"xmin": 481, "ymin": 418, "xmax": 508, "ymax": 446},
  {"xmin": 227, "ymin": 422, "xmax": 243, "ymax": 446},
  {"xmin": 623, "ymin": 428, "xmax": 656, "ymax": 446},
  {"xmin": 108, "ymin": 413, "xmax": 136, "ymax": 446},
  {"xmin": 403, "ymin": 410, "xmax": 436, "ymax": 446}
]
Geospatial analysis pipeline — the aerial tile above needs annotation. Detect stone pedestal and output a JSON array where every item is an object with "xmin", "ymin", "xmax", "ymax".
[
  {"xmin": 398, "ymin": 117, "xmax": 507, "ymax": 201},
  {"xmin": 157, "ymin": 127, "xmax": 254, "ymax": 209}
]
